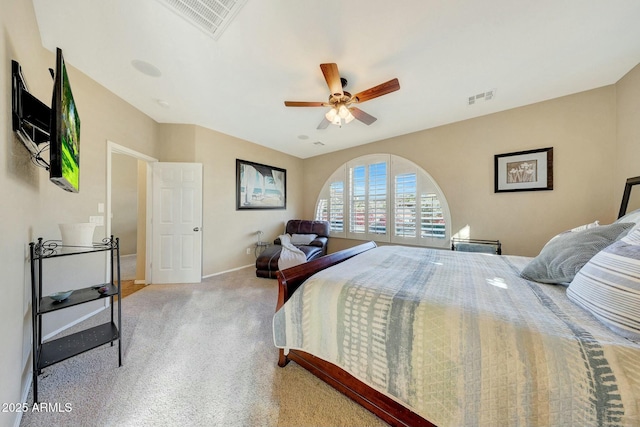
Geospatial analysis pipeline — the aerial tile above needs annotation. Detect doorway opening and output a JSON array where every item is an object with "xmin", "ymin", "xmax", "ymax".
[{"xmin": 106, "ymin": 141, "xmax": 158, "ymax": 288}]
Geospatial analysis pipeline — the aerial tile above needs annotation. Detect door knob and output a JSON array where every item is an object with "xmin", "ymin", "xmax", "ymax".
[{"xmin": 193, "ymin": 227, "xmax": 200, "ymax": 232}]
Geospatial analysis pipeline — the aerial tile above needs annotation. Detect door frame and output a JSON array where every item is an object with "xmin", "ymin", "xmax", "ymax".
[{"xmin": 106, "ymin": 140, "xmax": 158, "ymax": 284}]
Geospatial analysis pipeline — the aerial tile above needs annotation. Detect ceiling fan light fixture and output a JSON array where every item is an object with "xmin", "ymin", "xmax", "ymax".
[
  {"xmin": 325, "ymin": 107, "xmax": 338, "ymax": 121},
  {"xmin": 338, "ymin": 104, "xmax": 350, "ymax": 119},
  {"xmin": 344, "ymin": 112, "xmax": 355, "ymax": 124}
]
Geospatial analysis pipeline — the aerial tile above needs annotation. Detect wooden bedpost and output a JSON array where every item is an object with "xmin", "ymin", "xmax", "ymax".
[{"xmin": 278, "ymin": 349, "xmax": 289, "ymax": 367}]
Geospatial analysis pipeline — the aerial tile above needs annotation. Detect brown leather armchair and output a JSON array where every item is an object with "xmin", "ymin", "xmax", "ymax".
[{"xmin": 255, "ymin": 220, "xmax": 330, "ymax": 278}]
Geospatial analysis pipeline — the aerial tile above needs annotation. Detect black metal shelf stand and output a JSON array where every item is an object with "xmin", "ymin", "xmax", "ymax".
[{"xmin": 29, "ymin": 236, "xmax": 122, "ymax": 403}]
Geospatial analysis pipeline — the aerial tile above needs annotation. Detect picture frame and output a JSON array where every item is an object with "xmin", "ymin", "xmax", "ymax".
[
  {"xmin": 494, "ymin": 147, "xmax": 553, "ymax": 193},
  {"xmin": 236, "ymin": 159, "xmax": 287, "ymax": 210}
]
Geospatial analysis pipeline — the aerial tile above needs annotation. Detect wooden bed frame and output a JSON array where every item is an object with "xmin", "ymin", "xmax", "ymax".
[{"xmin": 275, "ymin": 241, "xmax": 436, "ymax": 427}]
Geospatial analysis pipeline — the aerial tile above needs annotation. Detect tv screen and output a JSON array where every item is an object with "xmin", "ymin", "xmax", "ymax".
[{"xmin": 50, "ymin": 48, "xmax": 80, "ymax": 193}]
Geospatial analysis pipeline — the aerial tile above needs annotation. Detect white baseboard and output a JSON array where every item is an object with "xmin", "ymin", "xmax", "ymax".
[
  {"xmin": 203, "ymin": 264, "xmax": 253, "ymax": 279},
  {"xmin": 12, "ymin": 381, "xmax": 30, "ymax": 427},
  {"xmin": 42, "ymin": 305, "xmax": 107, "ymax": 341}
]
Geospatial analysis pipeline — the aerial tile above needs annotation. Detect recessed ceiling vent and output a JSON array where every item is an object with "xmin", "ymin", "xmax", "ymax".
[
  {"xmin": 468, "ymin": 89, "xmax": 496, "ymax": 105},
  {"xmin": 155, "ymin": 0, "xmax": 247, "ymax": 40}
]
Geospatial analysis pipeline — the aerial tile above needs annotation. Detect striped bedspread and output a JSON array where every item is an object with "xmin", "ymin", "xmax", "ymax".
[{"xmin": 272, "ymin": 245, "xmax": 640, "ymax": 426}]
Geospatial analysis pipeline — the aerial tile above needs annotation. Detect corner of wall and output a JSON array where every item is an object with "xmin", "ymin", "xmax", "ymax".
[{"xmin": 157, "ymin": 123, "xmax": 197, "ymax": 162}]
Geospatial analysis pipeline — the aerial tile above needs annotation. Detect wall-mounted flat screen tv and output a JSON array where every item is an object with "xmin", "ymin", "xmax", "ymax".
[{"xmin": 50, "ymin": 48, "xmax": 80, "ymax": 193}]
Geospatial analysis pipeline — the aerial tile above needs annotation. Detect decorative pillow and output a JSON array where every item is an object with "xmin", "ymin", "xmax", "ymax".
[
  {"xmin": 289, "ymin": 233, "xmax": 317, "ymax": 245},
  {"xmin": 615, "ymin": 208, "xmax": 640, "ymax": 225},
  {"xmin": 545, "ymin": 220, "xmax": 600, "ymax": 245},
  {"xmin": 615, "ymin": 208, "xmax": 640, "ymax": 236},
  {"xmin": 567, "ymin": 228, "xmax": 640, "ymax": 340},
  {"xmin": 520, "ymin": 222, "xmax": 634, "ymax": 284}
]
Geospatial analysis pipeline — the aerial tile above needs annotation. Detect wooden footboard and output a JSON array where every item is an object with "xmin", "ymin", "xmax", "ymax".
[{"xmin": 274, "ymin": 241, "xmax": 435, "ymax": 427}]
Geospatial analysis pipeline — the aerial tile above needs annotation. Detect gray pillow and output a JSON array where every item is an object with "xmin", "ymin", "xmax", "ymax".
[{"xmin": 520, "ymin": 222, "xmax": 634, "ymax": 284}]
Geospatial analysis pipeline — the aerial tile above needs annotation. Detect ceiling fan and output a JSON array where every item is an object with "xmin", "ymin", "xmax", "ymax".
[{"xmin": 284, "ymin": 63, "xmax": 400, "ymax": 129}]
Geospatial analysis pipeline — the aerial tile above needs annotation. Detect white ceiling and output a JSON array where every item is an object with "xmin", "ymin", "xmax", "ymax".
[{"xmin": 32, "ymin": 0, "xmax": 640, "ymax": 159}]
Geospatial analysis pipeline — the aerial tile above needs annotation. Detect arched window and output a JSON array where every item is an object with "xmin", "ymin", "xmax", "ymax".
[{"xmin": 315, "ymin": 154, "xmax": 451, "ymax": 248}]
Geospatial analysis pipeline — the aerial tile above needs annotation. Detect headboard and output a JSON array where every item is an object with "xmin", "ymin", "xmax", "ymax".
[{"xmin": 618, "ymin": 176, "xmax": 640, "ymax": 218}]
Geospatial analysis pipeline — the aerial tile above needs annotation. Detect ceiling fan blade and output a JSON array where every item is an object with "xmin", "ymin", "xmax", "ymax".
[
  {"xmin": 350, "ymin": 107, "xmax": 377, "ymax": 125},
  {"xmin": 317, "ymin": 117, "xmax": 331, "ymax": 129},
  {"xmin": 353, "ymin": 78, "xmax": 400, "ymax": 103},
  {"xmin": 284, "ymin": 101, "xmax": 327, "ymax": 107},
  {"xmin": 320, "ymin": 63, "xmax": 343, "ymax": 97}
]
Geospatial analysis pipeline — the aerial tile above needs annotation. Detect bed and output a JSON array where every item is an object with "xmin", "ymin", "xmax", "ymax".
[{"xmin": 273, "ymin": 213, "xmax": 640, "ymax": 426}]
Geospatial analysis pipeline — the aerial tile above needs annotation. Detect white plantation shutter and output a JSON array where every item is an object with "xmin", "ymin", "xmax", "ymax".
[
  {"xmin": 347, "ymin": 155, "xmax": 389, "ymax": 241},
  {"xmin": 316, "ymin": 198, "xmax": 328, "ymax": 222},
  {"xmin": 317, "ymin": 181, "xmax": 346, "ymax": 235},
  {"xmin": 349, "ymin": 165, "xmax": 366, "ymax": 235},
  {"xmin": 317, "ymin": 168, "xmax": 347, "ymax": 238},
  {"xmin": 329, "ymin": 182, "xmax": 344, "ymax": 233},
  {"xmin": 395, "ymin": 173, "xmax": 417, "ymax": 238},
  {"xmin": 315, "ymin": 154, "xmax": 450, "ymax": 247},
  {"xmin": 421, "ymin": 193, "xmax": 445, "ymax": 239},
  {"xmin": 368, "ymin": 162, "xmax": 387, "ymax": 236}
]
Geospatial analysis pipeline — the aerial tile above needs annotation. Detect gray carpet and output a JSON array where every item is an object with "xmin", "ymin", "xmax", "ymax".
[{"xmin": 20, "ymin": 267, "xmax": 388, "ymax": 427}]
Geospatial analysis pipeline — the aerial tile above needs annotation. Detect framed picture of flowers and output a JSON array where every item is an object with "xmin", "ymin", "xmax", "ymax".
[{"xmin": 494, "ymin": 147, "xmax": 553, "ymax": 193}]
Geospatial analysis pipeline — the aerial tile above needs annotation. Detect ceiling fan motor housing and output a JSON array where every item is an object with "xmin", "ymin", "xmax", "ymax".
[{"xmin": 329, "ymin": 91, "xmax": 353, "ymax": 105}]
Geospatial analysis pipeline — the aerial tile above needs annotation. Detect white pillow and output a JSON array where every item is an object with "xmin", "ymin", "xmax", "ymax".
[
  {"xmin": 567, "ymin": 228, "xmax": 640, "ymax": 340},
  {"xmin": 289, "ymin": 233, "xmax": 317, "ymax": 245},
  {"xmin": 570, "ymin": 220, "xmax": 600, "ymax": 232}
]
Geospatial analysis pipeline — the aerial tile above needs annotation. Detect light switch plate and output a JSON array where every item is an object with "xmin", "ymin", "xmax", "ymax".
[{"xmin": 89, "ymin": 215, "xmax": 104, "ymax": 226}]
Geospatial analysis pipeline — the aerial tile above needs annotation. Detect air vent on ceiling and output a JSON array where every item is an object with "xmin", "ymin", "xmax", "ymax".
[
  {"xmin": 468, "ymin": 89, "xmax": 496, "ymax": 105},
  {"xmin": 155, "ymin": 0, "xmax": 247, "ymax": 40}
]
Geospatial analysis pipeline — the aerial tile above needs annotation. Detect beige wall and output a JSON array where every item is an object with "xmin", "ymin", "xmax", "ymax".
[
  {"xmin": 303, "ymin": 86, "xmax": 619, "ymax": 257},
  {"xmin": 157, "ymin": 124, "xmax": 304, "ymax": 275},
  {"xmin": 158, "ymin": 123, "xmax": 196, "ymax": 162},
  {"xmin": 615, "ymin": 63, "xmax": 640, "ymax": 213},
  {"xmin": 111, "ymin": 153, "xmax": 138, "ymax": 255}
]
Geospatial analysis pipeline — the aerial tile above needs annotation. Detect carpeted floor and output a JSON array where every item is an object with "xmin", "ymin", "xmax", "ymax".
[{"xmin": 20, "ymin": 267, "xmax": 388, "ymax": 427}]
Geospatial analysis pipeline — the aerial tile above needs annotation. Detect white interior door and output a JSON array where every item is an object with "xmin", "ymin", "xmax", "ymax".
[{"xmin": 151, "ymin": 162, "xmax": 203, "ymax": 284}]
